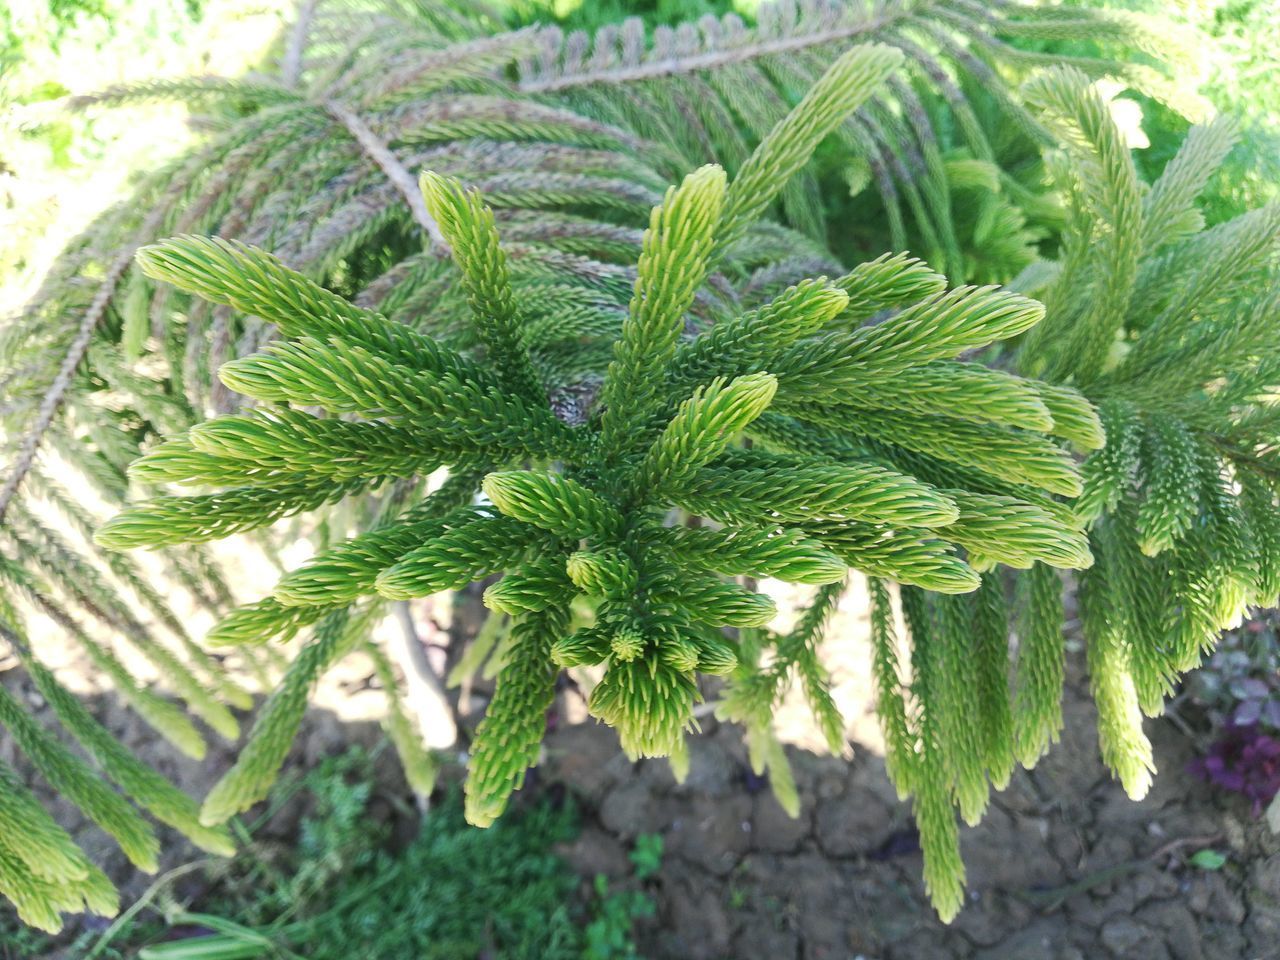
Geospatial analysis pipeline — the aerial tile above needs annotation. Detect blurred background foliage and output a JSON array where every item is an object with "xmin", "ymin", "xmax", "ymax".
[
  {"xmin": 1077, "ymin": 0, "xmax": 1280, "ymax": 224},
  {"xmin": 7, "ymin": 0, "xmax": 1276, "ymax": 317},
  {"xmin": 0, "ymin": 0, "xmax": 286, "ymax": 312}
]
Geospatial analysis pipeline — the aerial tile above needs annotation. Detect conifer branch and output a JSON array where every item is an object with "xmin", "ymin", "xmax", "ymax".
[
  {"xmin": 321, "ymin": 99, "xmax": 448, "ymax": 250},
  {"xmin": 282, "ymin": 0, "xmax": 318, "ymax": 90},
  {"xmin": 517, "ymin": 9, "xmax": 903, "ymax": 93},
  {"xmin": 0, "ymin": 241, "xmax": 141, "ymax": 528}
]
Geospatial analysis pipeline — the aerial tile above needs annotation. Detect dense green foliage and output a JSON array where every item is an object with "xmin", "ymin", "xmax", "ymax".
[
  {"xmin": 170, "ymin": 763, "xmax": 584, "ymax": 960},
  {"xmin": 2, "ymin": 0, "xmax": 1279, "ymax": 933},
  {"xmin": 1, "ymin": 748, "xmax": 596, "ymax": 960}
]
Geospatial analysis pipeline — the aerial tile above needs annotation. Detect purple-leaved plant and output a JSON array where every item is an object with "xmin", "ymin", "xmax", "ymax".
[
  {"xmin": 1189, "ymin": 724, "xmax": 1280, "ymax": 814},
  {"xmin": 1185, "ymin": 614, "xmax": 1280, "ymax": 813}
]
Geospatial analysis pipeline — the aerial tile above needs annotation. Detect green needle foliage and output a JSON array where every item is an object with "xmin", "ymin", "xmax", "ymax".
[
  {"xmin": 1010, "ymin": 67, "xmax": 1280, "ymax": 798},
  {"xmin": 1, "ymin": 0, "xmax": 1277, "ymax": 934},
  {"xmin": 94, "ymin": 46, "xmax": 1103, "ymax": 922}
]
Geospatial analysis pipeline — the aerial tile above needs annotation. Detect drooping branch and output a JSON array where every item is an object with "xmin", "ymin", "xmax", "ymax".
[
  {"xmin": 282, "ymin": 0, "xmax": 319, "ymax": 90},
  {"xmin": 322, "ymin": 98, "xmax": 448, "ymax": 251},
  {"xmin": 0, "ymin": 236, "xmax": 149, "ymax": 528},
  {"xmin": 0, "ymin": 620, "xmax": 32, "ymax": 660},
  {"xmin": 392, "ymin": 600, "xmax": 458, "ymax": 749},
  {"xmin": 1, "ymin": 89, "xmax": 448, "ymax": 532},
  {"xmin": 517, "ymin": 10, "xmax": 900, "ymax": 94}
]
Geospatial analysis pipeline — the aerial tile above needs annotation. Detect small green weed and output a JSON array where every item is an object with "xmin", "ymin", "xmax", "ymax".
[
  {"xmin": 4, "ymin": 748, "xmax": 659, "ymax": 960},
  {"xmin": 582, "ymin": 834, "xmax": 663, "ymax": 960},
  {"xmin": 627, "ymin": 834, "xmax": 663, "ymax": 881},
  {"xmin": 136, "ymin": 748, "xmax": 583, "ymax": 960}
]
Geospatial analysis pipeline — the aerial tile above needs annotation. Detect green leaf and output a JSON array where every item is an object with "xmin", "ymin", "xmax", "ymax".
[{"xmin": 1188, "ymin": 849, "xmax": 1227, "ymax": 871}]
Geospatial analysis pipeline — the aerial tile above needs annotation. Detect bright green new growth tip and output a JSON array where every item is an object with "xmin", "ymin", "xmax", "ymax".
[{"xmin": 93, "ymin": 44, "xmax": 1105, "ymax": 921}]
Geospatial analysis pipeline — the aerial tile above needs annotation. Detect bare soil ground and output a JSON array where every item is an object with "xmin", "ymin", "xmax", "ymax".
[{"xmin": 543, "ymin": 680, "xmax": 1280, "ymax": 960}]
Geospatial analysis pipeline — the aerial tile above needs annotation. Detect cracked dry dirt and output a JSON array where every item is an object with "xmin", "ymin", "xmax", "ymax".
[{"xmin": 545, "ymin": 682, "xmax": 1280, "ymax": 960}]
